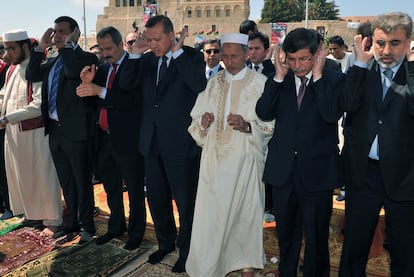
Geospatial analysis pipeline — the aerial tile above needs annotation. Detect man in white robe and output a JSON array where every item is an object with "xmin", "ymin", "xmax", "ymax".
[
  {"xmin": 186, "ymin": 33, "xmax": 274, "ymax": 277},
  {"xmin": 0, "ymin": 29, "xmax": 62, "ymax": 235}
]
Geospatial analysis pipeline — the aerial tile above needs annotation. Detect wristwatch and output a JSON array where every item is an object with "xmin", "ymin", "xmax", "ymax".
[
  {"xmin": 0, "ymin": 116, "xmax": 9, "ymax": 125},
  {"xmin": 246, "ymin": 122, "xmax": 252, "ymax": 133}
]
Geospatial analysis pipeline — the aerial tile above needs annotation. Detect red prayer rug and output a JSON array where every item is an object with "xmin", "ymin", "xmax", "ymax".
[{"xmin": 0, "ymin": 227, "xmax": 55, "ymax": 275}]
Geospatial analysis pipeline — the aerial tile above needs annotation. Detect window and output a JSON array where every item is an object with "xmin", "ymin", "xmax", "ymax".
[
  {"xmin": 123, "ymin": 0, "xmax": 127, "ymax": 7},
  {"xmin": 130, "ymin": 0, "xmax": 134, "ymax": 6},
  {"xmin": 225, "ymin": 9, "xmax": 230, "ymax": 17},
  {"xmin": 137, "ymin": 0, "xmax": 142, "ymax": 5},
  {"xmin": 215, "ymin": 9, "xmax": 220, "ymax": 17},
  {"xmin": 187, "ymin": 10, "xmax": 192, "ymax": 18},
  {"xmin": 196, "ymin": 10, "xmax": 201, "ymax": 17},
  {"xmin": 206, "ymin": 9, "xmax": 211, "ymax": 17},
  {"xmin": 116, "ymin": 0, "xmax": 120, "ymax": 7}
]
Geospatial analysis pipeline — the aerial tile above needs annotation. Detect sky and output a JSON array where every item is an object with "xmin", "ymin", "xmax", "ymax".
[{"xmin": 0, "ymin": 0, "xmax": 413, "ymax": 39}]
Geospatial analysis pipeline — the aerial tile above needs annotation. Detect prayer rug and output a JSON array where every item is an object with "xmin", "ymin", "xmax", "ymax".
[
  {"xmin": 4, "ymin": 238, "xmax": 150, "ymax": 277},
  {"xmin": 0, "ymin": 227, "xmax": 55, "ymax": 276},
  {"xmin": 0, "ymin": 215, "xmax": 24, "ymax": 236}
]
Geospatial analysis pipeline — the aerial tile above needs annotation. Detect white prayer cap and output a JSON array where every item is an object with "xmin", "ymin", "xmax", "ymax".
[
  {"xmin": 3, "ymin": 29, "xmax": 29, "ymax": 42},
  {"xmin": 411, "ymin": 40, "xmax": 414, "ymax": 49},
  {"xmin": 220, "ymin": 33, "xmax": 249, "ymax": 46}
]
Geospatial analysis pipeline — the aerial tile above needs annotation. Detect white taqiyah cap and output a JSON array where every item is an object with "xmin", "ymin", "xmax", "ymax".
[
  {"xmin": 3, "ymin": 29, "xmax": 29, "ymax": 42},
  {"xmin": 220, "ymin": 33, "xmax": 249, "ymax": 46},
  {"xmin": 411, "ymin": 40, "xmax": 414, "ymax": 49}
]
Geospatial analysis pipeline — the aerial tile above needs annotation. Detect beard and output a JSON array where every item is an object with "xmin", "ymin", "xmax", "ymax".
[
  {"xmin": 374, "ymin": 52, "xmax": 405, "ymax": 69},
  {"xmin": 12, "ymin": 50, "xmax": 26, "ymax": 65}
]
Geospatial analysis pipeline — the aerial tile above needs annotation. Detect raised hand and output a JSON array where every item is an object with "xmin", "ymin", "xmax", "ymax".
[
  {"xmin": 312, "ymin": 42, "xmax": 326, "ymax": 80},
  {"xmin": 130, "ymin": 33, "xmax": 150, "ymax": 55},
  {"xmin": 38, "ymin": 28, "xmax": 55, "ymax": 51},
  {"xmin": 80, "ymin": 64, "xmax": 97, "ymax": 84},
  {"xmin": 65, "ymin": 27, "xmax": 81, "ymax": 43},
  {"xmin": 171, "ymin": 27, "xmax": 186, "ymax": 53},
  {"xmin": 274, "ymin": 46, "xmax": 289, "ymax": 80},
  {"xmin": 354, "ymin": 34, "xmax": 374, "ymax": 63}
]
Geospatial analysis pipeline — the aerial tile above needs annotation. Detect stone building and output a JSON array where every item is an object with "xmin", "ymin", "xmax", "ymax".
[{"xmin": 95, "ymin": 0, "xmax": 250, "ymax": 46}]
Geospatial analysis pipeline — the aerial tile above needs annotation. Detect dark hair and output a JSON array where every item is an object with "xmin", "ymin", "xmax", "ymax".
[
  {"xmin": 97, "ymin": 26, "xmax": 123, "ymax": 45},
  {"xmin": 16, "ymin": 39, "xmax": 32, "ymax": 50},
  {"xmin": 356, "ymin": 22, "xmax": 372, "ymax": 38},
  {"xmin": 55, "ymin": 16, "xmax": 79, "ymax": 32},
  {"xmin": 203, "ymin": 39, "xmax": 221, "ymax": 49},
  {"xmin": 283, "ymin": 28, "xmax": 320, "ymax": 55},
  {"xmin": 248, "ymin": 32, "xmax": 270, "ymax": 50},
  {"xmin": 145, "ymin": 15, "xmax": 174, "ymax": 34},
  {"xmin": 239, "ymin": 20, "xmax": 257, "ymax": 34},
  {"xmin": 328, "ymin": 35, "xmax": 345, "ymax": 47}
]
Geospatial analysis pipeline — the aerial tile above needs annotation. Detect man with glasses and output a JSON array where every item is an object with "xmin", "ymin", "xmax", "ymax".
[
  {"xmin": 256, "ymin": 28, "xmax": 345, "ymax": 276},
  {"xmin": 203, "ymin": 39, "xmax": 222, "ymax": 79},
  {"xmin": 339, "ymin": 12, "xmax": 414, "ymax": 276},
  {"xmin": 124, "ymin": 31, "xmax": 138, "ymax": 53}
]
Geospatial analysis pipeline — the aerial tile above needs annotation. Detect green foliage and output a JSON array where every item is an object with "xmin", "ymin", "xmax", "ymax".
[{"xmin": 260, "ymin": 0, "xmax": 340, "ymax": 23}]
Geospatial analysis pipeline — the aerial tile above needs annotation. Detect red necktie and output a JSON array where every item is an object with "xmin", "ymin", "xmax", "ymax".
[{"xmin": 99, "ymin": 63, "xmax": 117, "ymax": 131}]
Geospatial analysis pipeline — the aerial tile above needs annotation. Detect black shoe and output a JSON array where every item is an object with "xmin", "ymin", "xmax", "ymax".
[
  {"xmin": 172, "ymin": 257, "xmax": 186, "ymax": 273},
  {"xmin": 96, "ymin": 232, "xmax": 121, "ymax": 245},
  {"xmin": 147, "ymin": 248, "xmax": 174, "ymax": 264},
  {"xmin": 55, "ymin": 232, "xmax": 79, "ymax": 245},
  {"xmin": 124, "ymin": 238, "xmax": 142, "ymax": 250},
  {"xmin": 79, "ymin": 229, "xmax": 94, "ymax": 244}
]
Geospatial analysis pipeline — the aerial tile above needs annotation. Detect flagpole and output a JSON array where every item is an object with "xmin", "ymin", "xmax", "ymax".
[
  {"xmin": 305, "ymin": 0, "xmax": 309, "ymax": 29},
  {"xmin": 83, "ymin": 0, "xmax": 87, "ymax": 49}
]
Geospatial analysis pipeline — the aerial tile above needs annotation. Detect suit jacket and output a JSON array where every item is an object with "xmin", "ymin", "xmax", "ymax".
[
  {"xmin": 261, "ymin": 59, "xmax": 276, "ymax": 79},
  {"xmin": 256, "ymin": 69, "xmax": 345, "ymax": 192},
  {"xmin": 92, "ymin": 53, "xmax": 140, "ymax": 156},
  {"xmin": 340, "ymin": 59, "xmax": 414, "ymax": 201},
  {"xmin": 26, "ymin": 46, "xmax": 98, "ymax": 141},
  {"xmin": 120, "ymin": 46, "xmax": 207, "ymax": 158}
]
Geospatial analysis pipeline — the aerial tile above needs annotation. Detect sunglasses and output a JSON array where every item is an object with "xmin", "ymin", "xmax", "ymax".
[
  {"xmin": 127, "ymin": 39, "xmax": 136, "ymax": 45},
  {"xmin": 205, "ymin": 49, "xmax": 220, "ymax": 55}
]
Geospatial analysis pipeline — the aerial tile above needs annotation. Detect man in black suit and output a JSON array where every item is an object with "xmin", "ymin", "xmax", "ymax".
[
  {"xmin": 338, "ymin": 12, "xmax": 414, "ymax": 276},
  {"xmin": 203, "ymin": 39, "xmax": 223, "ymax": 79},
  {"xmin": 119, "ymin": 15, "xmax": 206, "ymax": 273},
  {"xmin": 26, "ymin": 16, "xmax": 97, "ymax": 243},
  {"xmin": 248, "ymin": 32, "xmax": 275, "ymax": 79},
  {"xmin": 256, "ymin": 28, "xmax": 345, "ymax": 276},
  {"xmin": 76, "ymin": 26, "xmax": 146, "ymax": 250}
]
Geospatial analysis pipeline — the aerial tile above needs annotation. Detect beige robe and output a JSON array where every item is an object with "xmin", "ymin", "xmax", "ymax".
[
  {"xmin": 186, "ymin": 68, "xmax": 275, "ymax": 276},
  {"xmin": 0, "ymin": 58, "xmax": 62, "ymax": 226}
]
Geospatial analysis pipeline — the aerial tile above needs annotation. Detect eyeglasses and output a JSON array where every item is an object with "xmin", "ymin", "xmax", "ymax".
[
  {"xmin": 286, "ymin": 56, "xmax": 313, "ymax": 64},
  {"xmin": 375, "ymin": 39, "xmax": 406, "ymax": 48},
  {"xmin": 127, "ymin": 39, "xmax": 136, "ymax": 45},
  {"xmin": 205, "ymin": 49, "xmax": 220, "ymax": 55}
]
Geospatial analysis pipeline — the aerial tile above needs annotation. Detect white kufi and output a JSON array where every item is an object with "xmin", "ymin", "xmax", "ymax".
[
  {"xmin": 3, "ymin": 29, "xmax": 29, "ymax": 42},
  {"xmin": 220, "ymin": 33, "xmax": 249, "ymax": 46}
]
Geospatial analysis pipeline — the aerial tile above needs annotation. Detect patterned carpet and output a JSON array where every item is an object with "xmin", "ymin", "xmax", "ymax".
[{"xmin": 0, "ymin": 185, "xmax": 390, "ymax": 276}]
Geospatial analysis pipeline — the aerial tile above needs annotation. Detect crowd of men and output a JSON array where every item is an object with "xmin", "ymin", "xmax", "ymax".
[{"xmin": 0, "ymin": 11, "xmax": 414, "ymax": 277}]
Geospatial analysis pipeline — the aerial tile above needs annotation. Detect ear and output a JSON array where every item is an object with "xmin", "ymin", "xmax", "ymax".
[{"xmin": 168, "ymin": 31, "xmax": 175, "ymax": 42}]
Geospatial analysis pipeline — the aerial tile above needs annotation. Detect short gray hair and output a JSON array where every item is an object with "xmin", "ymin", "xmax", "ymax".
[{"xmin": 372, "ymin": 12, "xmax": 412, "ymax": 38}]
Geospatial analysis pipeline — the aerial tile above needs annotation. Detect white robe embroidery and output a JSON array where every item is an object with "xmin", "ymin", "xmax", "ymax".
[
  {"xmin": 186, "ymin": 69, "xmax": 274, "ymax": 276},
  {"xmin": 0, "ymin": 58, "xmax": 62, "ymax": 226}
]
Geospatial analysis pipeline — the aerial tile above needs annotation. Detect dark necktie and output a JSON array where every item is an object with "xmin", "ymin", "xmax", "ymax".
[
  {"xmin": 48, "ymin": 57, "xmax": 63, "ymax": 115},
  {"xmin": 254, "ymin": 65, "xmax": 259, "ymax": 71},
  {"xmin": 382, "ymin": 68, "xmax": 393, "ymax": 100},
  {"xmin": 297, "ymin": 76, "xmax": 308, "ymax": 109},
  {"xmin": 99, "ymin": 63, "xmax": 118, "ymax": 132},
  {"xmin": 208, "ymin": 70, "xmax": 213, "ymax": 78},
  {"xmin": 158, "ymin": 55, "xmax": 168, "ymax": 84}
]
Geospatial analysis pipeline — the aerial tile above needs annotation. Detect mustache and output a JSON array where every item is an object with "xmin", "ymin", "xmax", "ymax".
[{"xmin": 104, "ymin": 56, "xmax": 113, "ymax": 60}]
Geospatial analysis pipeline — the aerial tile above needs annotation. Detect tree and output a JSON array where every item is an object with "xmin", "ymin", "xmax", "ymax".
[{"xmin": 260, "ymin": 0, "xmax": 340, "ymax": 23}]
